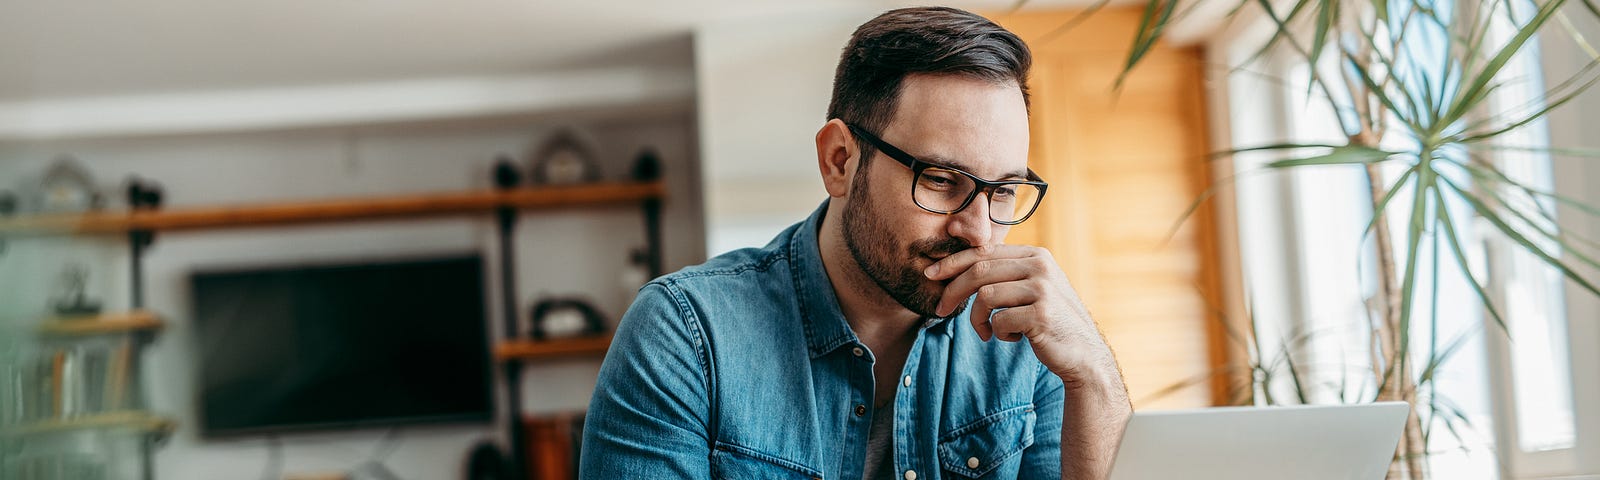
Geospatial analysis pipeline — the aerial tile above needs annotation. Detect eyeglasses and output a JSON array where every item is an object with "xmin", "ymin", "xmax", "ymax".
[{"xmin": 847, "ymin": 124, "xmax": 1047, "ymax": 225}]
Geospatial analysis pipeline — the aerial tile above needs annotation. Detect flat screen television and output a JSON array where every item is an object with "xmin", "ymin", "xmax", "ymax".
[{"xmin": 191, "ymin": 254, "xmax": 493, "ymax": 437}]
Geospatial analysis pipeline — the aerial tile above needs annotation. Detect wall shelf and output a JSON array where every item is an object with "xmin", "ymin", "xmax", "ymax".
[
  {"xmin": 38, "ymin": 310, "xmax": 163, "ymax": 336},
  {"xmin": 495, "ymin": 335, "xmax": 613, "ymax": 362},
  {"xmin": 0, "ymin": 411, "xmax": 175, "ymax": 438},
  {"xmin": 0, "ymin": 181, "xmax": 666, "ymax": 236},
  {"xmin": 0, "ymin": 175, "xmax": 663, "ymax": 478}
]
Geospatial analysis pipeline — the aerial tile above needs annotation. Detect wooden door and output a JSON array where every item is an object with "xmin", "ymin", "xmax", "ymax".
[{"xmin": 989, "ymin": 8, "xmax": 1233, "ymax": 409}]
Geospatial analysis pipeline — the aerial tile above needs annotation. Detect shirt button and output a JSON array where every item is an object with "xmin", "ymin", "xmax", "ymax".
[
  {"xmin": 968, "ymin": 456, "xmax": 981, "ymax": 469},
  {"xmin": 903, "ymin": 470, "xmax": 917, "ymax": 480},
  {"xmin": 852, "ymin": 346, "xmax": 865, "ymax": 357},
  {"xmin": 854, "ymin": 404, "xmax": 867, "ymax": 417},
  {"xmin": 903, "ymin": 375, "xmax": 912, "ymax": 387}
]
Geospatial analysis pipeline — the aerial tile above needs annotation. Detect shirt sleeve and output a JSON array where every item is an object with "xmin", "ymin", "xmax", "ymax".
[
  {"xmin": 1018, "ymin": 362, "xmax": 1065, "ymax": 479},
  {"xmin": 580, "ymin": 281, "xmax": 714, "ymax": 478}
]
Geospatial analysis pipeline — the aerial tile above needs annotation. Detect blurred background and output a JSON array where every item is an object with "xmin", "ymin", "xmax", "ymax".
[{"xmin": 0, "ymin": 0, "xmax": 1596, "ymax": 479}]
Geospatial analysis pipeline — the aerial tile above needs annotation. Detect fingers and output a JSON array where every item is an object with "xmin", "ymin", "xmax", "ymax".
[
  {"xmin": 925, "ymin": 244, "xmax": 1041, "ymax": 281},
  {"xmin": 988, "ymin": 304, "xmax": 1040, "ymax": 343},
  {"xmin": 934, "ymin": 257, "xmax": 1036, "ymax": 317},
  {"xmin": 968, "ymin": 281, "xmax": 1038, "ymax": 341},
  {"xmin": 969, "ymin": 307, "xmax": 993, "ymax": 342}
]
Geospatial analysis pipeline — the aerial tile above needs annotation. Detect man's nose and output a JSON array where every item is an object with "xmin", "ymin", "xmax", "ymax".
[{"xmin": 946, "ymin": 192, "xmax": 994, "ymax": 246}]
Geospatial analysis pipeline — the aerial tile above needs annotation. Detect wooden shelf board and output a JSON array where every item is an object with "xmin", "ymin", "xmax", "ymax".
[
  {"xmin": 0, "ymin": 181, "xmax": 665, "ymax": 236},
  {"xmin": 495, "ymin": 334, "xmax": 613, "ymax": 361},
  {"xmin": 0, "ymin": 411, "xmax": 175, "ymax": 437},
  {"xmin": 39, "ymin": 310, "xmax": 163, "ymax": 336}
]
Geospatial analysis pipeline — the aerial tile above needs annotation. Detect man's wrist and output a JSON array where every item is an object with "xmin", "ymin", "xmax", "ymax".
[{"xmin": 1052, "ymin": 352, "xmax": 1129, "ymax": 404}]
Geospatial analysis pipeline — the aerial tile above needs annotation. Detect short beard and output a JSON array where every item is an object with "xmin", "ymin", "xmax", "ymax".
[{"xmin": 842, "ymin": 159, "xmax": 972, "ymax": 319}]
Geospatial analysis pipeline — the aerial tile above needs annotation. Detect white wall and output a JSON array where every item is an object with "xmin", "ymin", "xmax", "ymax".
[
  {"xmin": 693, "ymin": 6, "xmax": 882, "ymax": 255},
  {"xmin": 0, "ymin": 108, "xmax": 703, "ymax": 479}
]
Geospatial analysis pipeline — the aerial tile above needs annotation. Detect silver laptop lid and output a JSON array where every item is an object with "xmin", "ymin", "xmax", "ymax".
[{"xmin": 1109, "ymin": 401, "xmax": 1410, "ymax": 480}]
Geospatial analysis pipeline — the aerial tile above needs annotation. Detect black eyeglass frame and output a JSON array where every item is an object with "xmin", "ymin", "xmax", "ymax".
[{"xmin": 846, "ymin": 124, "xmax": 1049, "ymax": 225}]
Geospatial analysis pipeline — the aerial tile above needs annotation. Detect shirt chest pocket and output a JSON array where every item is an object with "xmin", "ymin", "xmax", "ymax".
[
  {"xmin": 937, "ymin": 405, "xmax": 1037, "ymax": 479},
  {"xmin": 712, "ymin": 442, "xmax": 823, "ymax": 480}
]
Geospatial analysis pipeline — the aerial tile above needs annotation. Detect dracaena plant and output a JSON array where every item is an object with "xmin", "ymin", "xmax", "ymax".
[{"xmin": 1023, "ymin": 0, "xmax": 1600, "ymax": 477}]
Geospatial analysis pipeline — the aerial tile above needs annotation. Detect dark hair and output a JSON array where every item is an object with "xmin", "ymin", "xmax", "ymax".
[{"xmin": 827, "ymin": 7, "xmax": 1031, "ymax": 160}]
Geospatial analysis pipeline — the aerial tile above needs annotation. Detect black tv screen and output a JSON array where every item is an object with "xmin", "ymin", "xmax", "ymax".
[{"xmin": 191, "ymin": 254, "xmax": 492, "ymax": 437}]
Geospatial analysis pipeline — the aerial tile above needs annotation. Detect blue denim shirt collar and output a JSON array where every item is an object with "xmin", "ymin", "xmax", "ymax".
[
  {"xmin": 788, "ymin": 200, "xmax": 955, "ymax": 359},
  {"xmin": 790, "ymin": 200, "xmax": 854, "ymax": 358}
]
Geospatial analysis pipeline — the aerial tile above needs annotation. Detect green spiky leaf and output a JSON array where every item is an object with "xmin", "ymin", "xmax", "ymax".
[{"xmin": 1266, "ymin": 145, "xmax": 1397, "ymax": 168}]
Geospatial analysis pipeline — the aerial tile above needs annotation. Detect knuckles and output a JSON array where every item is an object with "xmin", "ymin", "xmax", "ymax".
[
  {"xmin": 970, "ymin": 260, "xmax": 994, "ymax": 278},
  {"xmin": 976, "ymin": 284, "xmax": 999, "ymax": 301}
]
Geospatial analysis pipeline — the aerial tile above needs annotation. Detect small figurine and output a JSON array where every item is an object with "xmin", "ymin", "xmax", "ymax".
[
  {"xmin": 38, "ymin": 155, "xmax": 104, "ymax": 213},
  {"xmin": 492, "ymin": 154, "xmax": 522, "ymax": 189},
  {"xmin": 527, "ymin": 297, "xmax": 606, "ymax": 340},
  {"xmin": 631, "ymin": 148, "xmax": 662, "ymax": 182},
  {"xmin": 52, "ymin": 264, "xmax": 103, "ymax": 317},
  {"xmin": 529, "ymin": 130, "xmax": 601, "ymax": 185}
]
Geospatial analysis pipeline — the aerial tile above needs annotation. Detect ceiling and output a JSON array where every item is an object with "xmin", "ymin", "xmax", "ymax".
[{"xmin": 0, "ymin": 0, "xmax": 1102, "ymax": 101}]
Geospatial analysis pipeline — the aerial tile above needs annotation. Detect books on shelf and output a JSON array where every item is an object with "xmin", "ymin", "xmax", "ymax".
[{"xmin": 3, "ymin": 339, "xmax": 139, "ymax": 431}]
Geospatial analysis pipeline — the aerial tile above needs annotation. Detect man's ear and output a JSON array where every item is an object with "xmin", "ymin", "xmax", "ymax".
[{"xmin": 816, "ymin": 119, "xmax": 858, "ymax": 198}]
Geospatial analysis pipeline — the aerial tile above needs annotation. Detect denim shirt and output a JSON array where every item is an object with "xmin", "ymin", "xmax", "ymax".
[{"xmin": 581, "ymin": 201, "xmax": 1065, "ymax": 479}]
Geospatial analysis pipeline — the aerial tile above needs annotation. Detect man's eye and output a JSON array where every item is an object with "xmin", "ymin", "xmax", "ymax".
[
  {"xmin": 994, "ymin": 186, "xmax": 1016, "ymax": 198},
  {"xmin": 921, "ymin": 173, "xmax": 958, "ymax": 189}
]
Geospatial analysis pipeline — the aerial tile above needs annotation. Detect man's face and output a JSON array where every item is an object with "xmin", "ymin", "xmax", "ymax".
[{"xmin": 842, "ymin": 74, "xmax": 1031, "ymax": 318}]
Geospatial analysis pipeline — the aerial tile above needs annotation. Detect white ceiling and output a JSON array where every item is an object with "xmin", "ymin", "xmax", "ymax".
[{"xmin": 0, "ymin": 0, "xmax": 1100, "ymax": 101}]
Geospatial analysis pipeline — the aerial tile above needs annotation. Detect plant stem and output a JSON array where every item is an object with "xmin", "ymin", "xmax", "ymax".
[{"xmin": 1363, "ymin": 159, "xmax": 1428, "ymax": 480}]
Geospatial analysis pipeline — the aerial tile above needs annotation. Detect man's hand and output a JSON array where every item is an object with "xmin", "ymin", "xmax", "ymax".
[
  {"xmin": 925, "ymin": 244, "xmax": 1121, "ymax": 389},
  {"xmin": 925, "ymin": 244, "xmax": 1132, "ymax": 480}
]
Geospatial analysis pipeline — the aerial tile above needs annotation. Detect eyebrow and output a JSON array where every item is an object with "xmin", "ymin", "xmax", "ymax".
[{"xmin": 852, "ymin": 124, "xmax": 1031, "ymax": 181}]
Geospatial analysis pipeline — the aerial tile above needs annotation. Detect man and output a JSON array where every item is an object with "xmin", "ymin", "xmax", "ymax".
[{"xmin": 581, "ymin": 6, "xmax": 1131, "ymax": 479}]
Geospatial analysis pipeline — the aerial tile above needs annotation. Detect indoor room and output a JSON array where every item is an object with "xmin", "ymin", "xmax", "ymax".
[{"xmin": 1, "ymin": 0, "xmax": 1597, "ymax": 479}]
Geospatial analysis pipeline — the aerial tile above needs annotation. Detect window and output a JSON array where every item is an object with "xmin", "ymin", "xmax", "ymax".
[
  {"xmin": 1201, "ymin": 0, "xmax": 1598, "ymax": 477},
  {"xmin": 1477, "ymin": 0, "xmax": 1588, "ymax": 476}
]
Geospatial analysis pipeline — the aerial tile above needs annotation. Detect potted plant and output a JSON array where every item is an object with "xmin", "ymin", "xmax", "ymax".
[{"xmin": 1060, "ymin": 0, "xmax": 1600, "ymax": 477}]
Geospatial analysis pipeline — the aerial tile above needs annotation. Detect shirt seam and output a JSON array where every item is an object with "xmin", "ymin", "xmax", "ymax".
[
  {"xmin": 657, "ymin": 249, "xmax": 787, "ymax": 280},
  {"xmin": 652, "ymin": 278, "xmax": 721, "ymax": 453},
  {"xmin": 787, "ymin": 222, "xmax": 854, "ymax": 358},
  {"xmin": 939, "ymin": 404, "xmax": 1037, "ymax": 441},
  {"xmin": 713, "ymin": 441, "xmax": 825, "ymax": 478}
]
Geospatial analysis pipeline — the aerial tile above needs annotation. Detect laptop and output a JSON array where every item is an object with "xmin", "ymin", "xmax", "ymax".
[{"xmin": 1109, "ymin": 401, "xmax": 1411, "ymax": 480}]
